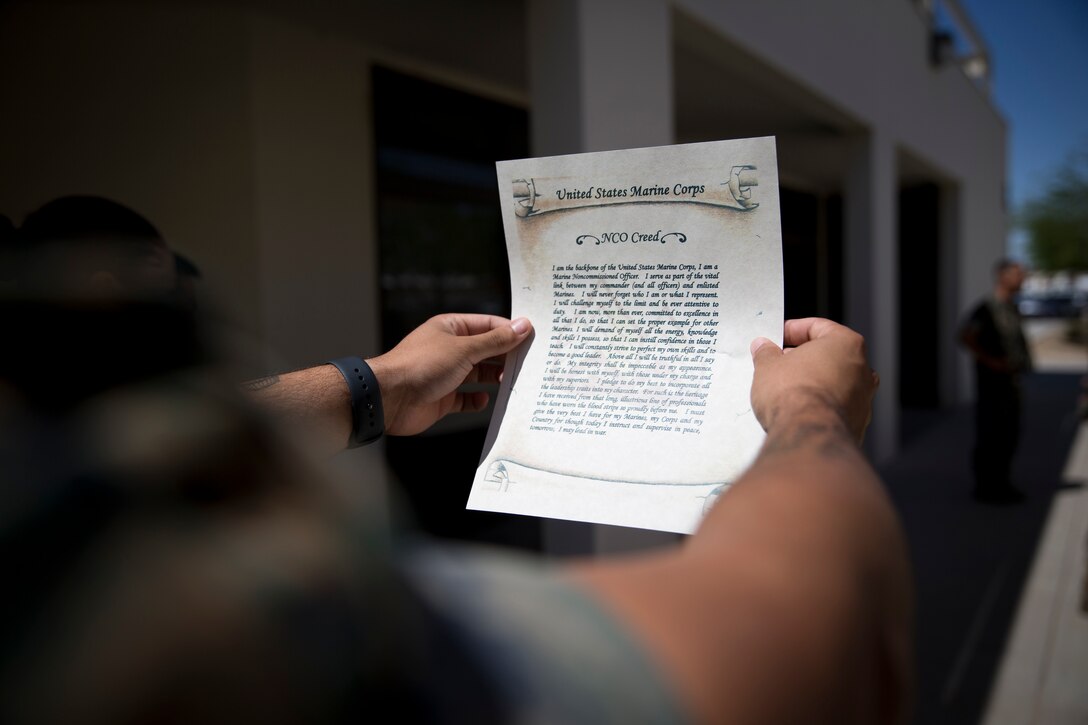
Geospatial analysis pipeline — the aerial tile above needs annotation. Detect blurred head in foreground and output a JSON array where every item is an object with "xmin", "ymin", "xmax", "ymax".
[
  {"xmin": 0, "ymin": 198, "xmax": 398, "ymax": 724},
  {"xmin": 2, "ymin": 196, "xmax": 205, "ymax": 409},
  {"xmin": 16, "ymin": 195, "xmax": 179, "ymax": 303}
]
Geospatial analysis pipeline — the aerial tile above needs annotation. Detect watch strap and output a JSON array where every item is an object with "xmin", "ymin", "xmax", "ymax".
[{"xmin": 327, "ymin": 356, "xmax": 384, "ymax": 448}]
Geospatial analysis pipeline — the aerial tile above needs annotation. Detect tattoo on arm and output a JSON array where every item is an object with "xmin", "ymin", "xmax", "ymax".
[
  {"xmin": 760, "ymin": 394, "xmax": 857, "ymax": 461},
  {"xmin": 241, "ymin": 374, "xmax": 280, "ymax": 391},
  {"xmin": 761, "ymin": 418, "xmax": 855, "ymax": 461}
]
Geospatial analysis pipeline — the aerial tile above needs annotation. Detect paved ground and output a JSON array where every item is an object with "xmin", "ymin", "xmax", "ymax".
[{"xmin": 886, "ymin": 320, "xmax": 1087, "ymax": 725}]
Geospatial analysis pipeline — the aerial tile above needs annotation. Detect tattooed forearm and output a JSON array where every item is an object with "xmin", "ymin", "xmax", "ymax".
[
  {"xmin": 757, "ymin": 389, "xmax": 859, "ymax": 461},
  {"xmin": 760, "ymin": 417, "xmax": 856, "ymax": 461},
  {"xmin": 241, "ymin": 374, "xmax": 280, "ymax": 391}
]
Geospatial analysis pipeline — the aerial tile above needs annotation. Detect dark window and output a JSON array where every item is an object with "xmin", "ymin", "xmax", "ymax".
[
  {"xmin": 780, "ymin": 189, "xmax": 843, "ymax": 321},
  {"xmin": 372, "ymin": 66, "xmax": 539, "ymax": 550},
  {"xmin": 373, "ymin": 66, "xmax": 528, "ymax": 350},
  {"xmin": 898, "ymin": 183, "xmax": 942, "ymax": 410}
]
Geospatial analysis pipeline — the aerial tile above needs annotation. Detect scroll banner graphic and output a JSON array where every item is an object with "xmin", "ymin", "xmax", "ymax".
[{"xmin": 513, "ymin": 165, "xmax": 759, "ymax": 218}]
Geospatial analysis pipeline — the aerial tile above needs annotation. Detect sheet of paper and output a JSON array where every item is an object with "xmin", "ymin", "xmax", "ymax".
[{"xmin": 468, "ymin": 137, "xmax": 783, "ymax": 534}]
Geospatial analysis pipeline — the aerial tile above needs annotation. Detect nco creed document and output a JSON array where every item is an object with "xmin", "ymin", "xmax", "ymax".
[{"xmin": 468, "ymin": 137, "xmax": 783, "ymax": 534}]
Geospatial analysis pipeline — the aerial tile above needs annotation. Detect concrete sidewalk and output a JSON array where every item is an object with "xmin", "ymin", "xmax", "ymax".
[
  {"xmin": 981, "ymin": 420, "xmax": 1088, "ymax": 725},
  {"xmin": 981, "ymin": 317, "xmax": 1088, "ymax": 724}
]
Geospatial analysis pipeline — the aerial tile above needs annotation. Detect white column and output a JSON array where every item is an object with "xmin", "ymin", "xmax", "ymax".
[
  {"xmin": 528, "ymin": 0, "xmax": 678, "ymax": 555},
  {"xmin": 529, "ymin": 0, "xmax": 673, "ymax": 155},
  {"xmin": 845, "ymin": 131, "xmax": 899, "ymax": 463}
]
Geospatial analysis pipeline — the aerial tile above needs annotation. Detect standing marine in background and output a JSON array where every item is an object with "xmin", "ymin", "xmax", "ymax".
[{"xmin": 959, "ymin": 258, "xmax": 1033, "ymax": 504}]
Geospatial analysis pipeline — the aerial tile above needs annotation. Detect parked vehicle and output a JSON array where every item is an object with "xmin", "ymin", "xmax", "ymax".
[{"xmin": 1017, "ymin": 290, "xmax": 1087, "ymax": 318}]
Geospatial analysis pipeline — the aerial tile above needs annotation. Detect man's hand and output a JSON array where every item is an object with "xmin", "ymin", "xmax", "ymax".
[
  {"xmin": 960, "ymin": 328, "xmax": 1011, "ymax": 373},
  {"xmin": 750, "ymin": 318, "xmax": 878, "ymax": 443},
  {"xmin": 366, "ymin": 314, "xmax": 532, "ymax": 436}
]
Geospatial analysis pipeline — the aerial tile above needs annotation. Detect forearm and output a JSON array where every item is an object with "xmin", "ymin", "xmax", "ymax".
[
  {"xmin": 688, "ymin": 395, "xmax": 912, "ymax": 720},
  {"xmin": 242, "ymin": 366, "xmax": 352, "ymax": 455},
  {"xmin": 241, "ymin": 314, "xmax": 532, "ymax": 451},
  {"xmin": 691, "ymin": 393, "xmax": 895, "ymax": 563},
  {"xmin": 569, "ymin": 395, "xmax": 913, "ymax": 723}
]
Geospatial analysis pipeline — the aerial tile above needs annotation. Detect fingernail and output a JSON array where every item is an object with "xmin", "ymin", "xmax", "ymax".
[
  {"xmin": 750, "ymin": 337, "xmax": 769, "ymax": 355},
  {"xmin": 511, "ymin": 317, "xmax": 530, "ymax": 335}
]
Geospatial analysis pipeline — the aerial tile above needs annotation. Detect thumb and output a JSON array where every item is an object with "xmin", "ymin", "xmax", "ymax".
[
  {"xmin": 750, "ymin": 336, "xmax": 782, "ymax": 367},
  {"xmin": 461, "ymin": 317, "xmax": 533, "ymax": 363}
]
